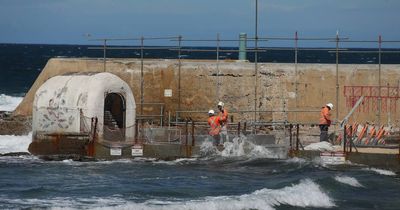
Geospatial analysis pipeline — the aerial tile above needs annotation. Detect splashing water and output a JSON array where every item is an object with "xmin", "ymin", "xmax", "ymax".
[{"xmin": 200, "ymin": 135, "xmax": 286, "ymax": 159}]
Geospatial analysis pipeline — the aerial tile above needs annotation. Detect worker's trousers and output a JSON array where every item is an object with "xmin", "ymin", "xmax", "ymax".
[
  {"xmin": 319, "ymin": 124, "xmax": 329, "ymax": 142},
  {"xmin": 220, "ymin": 125, "xmax": 229, "ymax": 144}
]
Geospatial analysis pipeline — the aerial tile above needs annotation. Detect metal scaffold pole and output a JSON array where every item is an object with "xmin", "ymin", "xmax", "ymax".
[
  {"xmin": 178, "ymin": 35, "xmax": 182, "ymax": 120},
  {"xmin": 140, "ymin": 36, "xmax": 144, "ymax": 116},
  {"xmin": 295, "ymin": 31, "xmax": 299, "ymax": 122},
  {"xmin": 216, "ymin": 33, "xmax": 220, "ymax": 102},
  {"xmin": 103, "ymin": 39, "xmax": 107, "ymax": 72},
  {"xmin": 335, "ymin": 31, "xmax": 339, "ymax": 123},
  {"xmin": 254, "ymin": 0, "xmax": 259, "ymax": 132},
  {"xmin": 378, "ymin": 35, "xmax": 382, "ymax": 125}
]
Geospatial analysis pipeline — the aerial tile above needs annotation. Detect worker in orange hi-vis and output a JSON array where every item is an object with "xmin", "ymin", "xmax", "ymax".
[
  {"xmin": 319, "ymin": 103, "xmax": 333, "ymax": 142},
  {"xmin": 217, "ymin": 101, "xmax": 229, "ymax": 144},
  {"xmin": 207, "ymin": 109, "xmax": 221, "ymax": 146}
]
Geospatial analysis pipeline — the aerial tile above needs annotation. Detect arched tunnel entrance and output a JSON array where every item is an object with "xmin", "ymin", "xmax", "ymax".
[{"xmin": 103, "ymin": 93, "xmax": 126, "ymax": 141}]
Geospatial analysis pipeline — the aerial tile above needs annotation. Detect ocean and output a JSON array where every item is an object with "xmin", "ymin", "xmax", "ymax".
[{"xmin": 0, "ymin": 43, "xmax": 400, "ymax": 209}]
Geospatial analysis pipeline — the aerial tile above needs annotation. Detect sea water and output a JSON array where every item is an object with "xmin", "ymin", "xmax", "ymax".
[
  {"xmin": 0, "ymin": 129, "xmax": 399, "ymax": 209},
  {"xmin": 0, "ymin": 44, "xmax": 400, "ymax": 209},
  {"xmin": 0, "ymin": 96, "xmax": 399, "ymax": 210}
]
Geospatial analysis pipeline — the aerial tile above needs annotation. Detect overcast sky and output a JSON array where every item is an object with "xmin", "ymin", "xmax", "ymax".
[{"xmin": 0, "ymin": 0, "xmax": 399, "ymax": 47}]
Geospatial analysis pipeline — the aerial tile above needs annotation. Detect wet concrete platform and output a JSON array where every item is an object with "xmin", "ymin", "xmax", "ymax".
[{"xmin": 293, "ymin": 150, "xmax": 400, "ymax": 173}]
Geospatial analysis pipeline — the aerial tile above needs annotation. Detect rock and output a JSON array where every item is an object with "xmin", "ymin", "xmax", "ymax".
[{"xmin": 0, "ymin": 152, "xmax": 31, "ymax": 156}]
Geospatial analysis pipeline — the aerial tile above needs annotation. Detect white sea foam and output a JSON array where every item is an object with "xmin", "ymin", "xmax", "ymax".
[
  {"xmin": 0, "ymin": 132, "xmax": 32, "ymax": 154},
  {"xmin": 334, "ymin": 175, "xmax": 364, "ymax": 187},
  {"xmin": 0, "ymin": 94, "xmax": 23, "ymax": 111},
  {"xmin": 366, "ymin": 168, "xmax": 397, "ymax": 176},
  {"xmin": 304, "ymin": 141, "xmax": 336, "ymax": 151},
  {"xmin": 284, "ymin": 157, "xmax": 307, "ymax": 164},
  {"xmin": 1, "ymin": 179, "xmax": 334, "ymax": 210}
]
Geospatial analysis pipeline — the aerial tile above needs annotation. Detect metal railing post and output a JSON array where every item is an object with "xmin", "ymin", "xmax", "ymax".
[
  {"xmin": 237, "ymin": 122, "xmax": 241, "ymax": 137},
  {"xmin": 135, "ymin": 119, "xmax": 139, "ymax": 144},
  {"xmin": 349, "ymin": 125, "xmax": 353, "ymax": 153},
  {"xmin": 289, "ymin": 124, "xmax": 293, "ymax": 150},
  {"xmin": 185, "ymin": 119, "xmax": 188, "ymax": 146},
  {"xmin": 160, "ymin": 105, "xmax": 164, "ymax": 127}
]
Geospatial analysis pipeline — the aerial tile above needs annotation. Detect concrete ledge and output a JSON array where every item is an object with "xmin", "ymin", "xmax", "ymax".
[{"xmin": 294, "ymin": 150, "xmax": 400, "ymax": 172}]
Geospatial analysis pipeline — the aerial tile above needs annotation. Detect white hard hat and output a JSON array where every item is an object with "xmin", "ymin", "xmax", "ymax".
[
  {"xmin": 326, "ymin": 103, "xmax": 333, "ymax": 110},
  {"xmin": 217, "ymin": 101, "xmax": 224, "ymax": 107},
  {"xmin": 208, "ymin": 109, "xmax": 215, "ymax": 115}
]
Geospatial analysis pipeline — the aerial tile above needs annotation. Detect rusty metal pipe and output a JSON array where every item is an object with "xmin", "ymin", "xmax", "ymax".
[{"xmin": 185, "ymin": 120, "xmax": 188, "ymax": 146}]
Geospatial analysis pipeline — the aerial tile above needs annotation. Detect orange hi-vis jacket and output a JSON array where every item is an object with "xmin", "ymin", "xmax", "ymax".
[
  {"xmin": 208, "ymin": 116, "xmax": 221, "ymax": 136},
  {"xmin": 219, "ymin": 108, "xmax": 228, "ymax": 127},
  {"xmin": 319, "ymin": 106, "xmax": 331, "ymax": 126}
]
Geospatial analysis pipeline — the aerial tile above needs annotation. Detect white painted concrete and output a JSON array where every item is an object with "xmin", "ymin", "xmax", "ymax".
[{"xmin": 33, "ymin": 72, "xmax": 136, "ymax": 138}]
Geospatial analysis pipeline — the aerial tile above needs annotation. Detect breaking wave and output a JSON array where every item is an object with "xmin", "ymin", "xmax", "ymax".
[
  {"xmin": 366, "ymin": 168, "xmax": 397, "ymax": 176},
  {"xmin": 0, "ymin": 179, "xmax": 334, "ymax": 210},
  {"xmin": 334, "ymin": 175, "xmax": 364, "ymax": 187},
  {"xmin": 0, "ymin": 94, "xmax": 23, "ymax": 111}
]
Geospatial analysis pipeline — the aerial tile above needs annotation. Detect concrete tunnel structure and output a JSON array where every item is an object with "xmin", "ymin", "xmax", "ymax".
[{"xmin": 29, "ymin": 72, "xmax": 137, "ymax": 158}]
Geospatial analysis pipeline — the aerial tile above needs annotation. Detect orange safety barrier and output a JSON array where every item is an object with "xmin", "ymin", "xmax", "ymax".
[
  {"xmin": 374, "ymin": 125, "xmax": 386, "ymax": 145},
  {"xmin": 336, "ymin": 123, "xmax": 358, "ymax": 145},
  {"xmin": 365, "ymin": 126, "xmax": 376, "ymax": 145},
  {"xmin": 352, "ymin": 123, "xmax": 359, "ymax": 136},
  {"xmin": 357, "ymin": 124, "xmax": 368, "ymax": 144},
  {"xmin": 376, "ymin": 125, "xmax": 385, "ymax": 139}
]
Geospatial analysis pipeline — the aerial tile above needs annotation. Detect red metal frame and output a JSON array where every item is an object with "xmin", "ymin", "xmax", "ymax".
[{"xmin": 344, "ymin": 85, "xmax": 400, "ymax": 113}]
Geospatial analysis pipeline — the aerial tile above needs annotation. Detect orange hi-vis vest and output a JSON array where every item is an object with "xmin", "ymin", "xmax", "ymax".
[
  {"xmin": 208, "ymin": 116, "xmax": 221, "ymax": 136},
  {"xmin": 319, "ymin": 106, "xmax": 331, "ymax": 125},
  {"xmin": 219, "ymin": 108, "xmax": 228, "ymax": 127}
]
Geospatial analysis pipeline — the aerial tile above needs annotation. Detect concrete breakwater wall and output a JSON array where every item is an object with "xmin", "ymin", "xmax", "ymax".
[{"xmin": 14, "ymin": 58, "xmax": 400, "ymax": 126}]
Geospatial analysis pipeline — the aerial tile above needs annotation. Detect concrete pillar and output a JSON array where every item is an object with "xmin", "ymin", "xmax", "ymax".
[{"xmin": 239, "ymin": 33, "xmax": 247, "ymax": 61}]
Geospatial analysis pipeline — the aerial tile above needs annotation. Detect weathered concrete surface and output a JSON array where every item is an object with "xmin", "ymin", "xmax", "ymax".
[
  {"xmin": 143, "ymin": 144, "xmax": 200, "ymax": 159},
  {"xmin": 28, "ymin": 133, "xmax": 89, "ymax": 156},
  {"xmin": 14, "ymin": 58, "xmax": 400, "ymax": 126}
]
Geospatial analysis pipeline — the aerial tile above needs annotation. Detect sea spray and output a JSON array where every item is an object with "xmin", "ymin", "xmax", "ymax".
[{"xmin": 0, "ymin": 94, "xmax": 23, "ymax": 111}]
